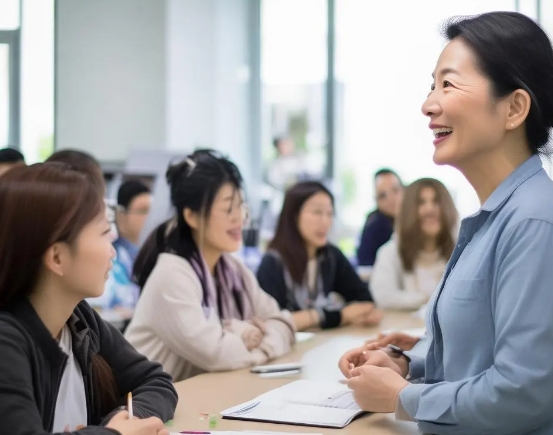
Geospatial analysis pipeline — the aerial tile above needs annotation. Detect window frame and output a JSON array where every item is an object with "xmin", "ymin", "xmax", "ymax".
[{"xmin": 0, "ymin": 29, "xmax": 20, "ymax": 149}]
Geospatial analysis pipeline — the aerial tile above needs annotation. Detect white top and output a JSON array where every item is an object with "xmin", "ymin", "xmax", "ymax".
[
  {"xmin": 52, "ymin": 325, "xmax": 88, "ymax": 432},
  {"xmin": 371, "ymin": 238, "xmax": 447, "ymax": 310},
  {"xmin": 125, "ymin": 253, "xmax": 296, "ymax": 382}
]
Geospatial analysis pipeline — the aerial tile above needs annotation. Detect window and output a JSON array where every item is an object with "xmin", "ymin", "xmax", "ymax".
[
  {"xmin": 20, "ymin": 0, "xmax": 55, "ymax": 162},
  {"xmin": 261, "ymin": 0, "xmax": 328, "ymax": 177},
  {"xmin": 0, "ymin": 0, "xmax": 54, "ymax": 161},
  {"xmin": 334, "ymin": 0, "xmax": 517, "ymax": 229},
  {"xmin": 0, "ymin": 0, "xmax": 20, "ymax": 148}
]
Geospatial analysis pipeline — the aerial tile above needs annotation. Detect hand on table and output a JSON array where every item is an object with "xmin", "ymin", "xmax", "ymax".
[
  {"xmin": 347, "ymin": 365, "xmax": 410, "ymax": 413},
  {"xmin": 338, "ymin": 343, "xmax": 404, "ymax": 378},
  {"xmin": 223, "ymin": 319, "xmax": 264, "ymax": 351},
  {"xmin": 366, "ymin": 332, "xmax": 420, "ymax": 351},
  {"xmin": 341, "ymin": 302, "xmax": 383, "ymax": 326},
  {"xmin": 106, "ymin": 411, "xmax": 169, "ymax": 435}
]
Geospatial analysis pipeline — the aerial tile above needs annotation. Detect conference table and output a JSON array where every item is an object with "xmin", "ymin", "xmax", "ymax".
[{"xmin": 171, "ymin": 312, "xmax": 425, "ymax": 435}]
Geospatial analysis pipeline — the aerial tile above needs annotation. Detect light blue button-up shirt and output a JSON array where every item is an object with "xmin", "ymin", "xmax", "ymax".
[{"xmin": 400, "ymin": 155, "xmax": 553, "ymax": 435}]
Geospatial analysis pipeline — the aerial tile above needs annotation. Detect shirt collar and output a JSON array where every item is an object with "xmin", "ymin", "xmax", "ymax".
[{"xmin": 481, "ymin": 155, "xmax": 543, "ymax": 212}]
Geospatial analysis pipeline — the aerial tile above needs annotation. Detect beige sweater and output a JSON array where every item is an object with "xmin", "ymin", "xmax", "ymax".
[
  {"xmin": 125, "ymin": 253, "xmax": 296, "ymax": 382},
  {"xmin": 371, "ymin": 238, "xmax": 447, "ymax": 310}
]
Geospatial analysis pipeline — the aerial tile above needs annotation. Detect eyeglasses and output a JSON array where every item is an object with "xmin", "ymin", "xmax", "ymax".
[{"xmin": 214, "ymin": 202, "xmax": 249, "ymax": 221}]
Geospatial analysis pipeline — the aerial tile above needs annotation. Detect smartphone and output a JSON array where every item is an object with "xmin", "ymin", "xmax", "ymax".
[{"xmin": 250, "ymin": 362, "xmax": 304, "ymax": 374}]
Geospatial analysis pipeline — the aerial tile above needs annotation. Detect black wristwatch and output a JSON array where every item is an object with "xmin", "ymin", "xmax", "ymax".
[
  {"xmin": 386, "ymin": 344, "xmax": 411, "ymax": 362},
  {"xmin": 386, "ymin": 344, "xmax": 412, "ymax": 380}
]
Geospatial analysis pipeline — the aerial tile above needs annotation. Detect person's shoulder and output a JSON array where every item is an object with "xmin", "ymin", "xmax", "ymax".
[
  {"xmin": 500, "ymin": 170, "xmax": 553, "ymax": 227},
  {"xmin": 366, "ymin": 210, "xmax": 389, "ymax": 225},
  {"xmin": 0, "ymin": 312, "xmax": 32, "ymax": 350},
  {"xmin": 155, "ymin": 253, "xmax": 195, "ymax": 273},
  {"xmin": 374, "ymin": 237, "xmax": 399, "ymax": 261},
  {"xmin": 379, "ymin": 236, "xmax": 398, "ymax": 251},
  {"xmin": 145, "ymin": 253, "xmax": 201, "ymax": 290},
  {"xmin": 325, "ymin": 243, "xmax": 346, "ymax": 258},
  {"xmin": 260, "ymin": 249, "xmax": 282, "ymax": 264},
  {"xmin": 324, "ymin": 244, "xmax": 356, "ymax": 268}
]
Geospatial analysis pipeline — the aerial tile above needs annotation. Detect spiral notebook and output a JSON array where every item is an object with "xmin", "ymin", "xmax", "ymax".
[{"xmin": 220, "ymin": 380, "xmax": 365, "ymax": 429}]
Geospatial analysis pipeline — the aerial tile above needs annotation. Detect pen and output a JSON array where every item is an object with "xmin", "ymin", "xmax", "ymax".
[
  {"xmin": 127, "ymin": 392, "xmax": 133, "ymax": 419},
  {"xmin": 180, "ymin": 432, "xmax": 211, "ymax": 434}
]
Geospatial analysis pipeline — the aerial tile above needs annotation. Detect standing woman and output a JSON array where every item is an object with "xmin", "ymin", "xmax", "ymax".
[
  {"xmin": 257, "ymin": 181, "xmax": 383, "ymax": 331},
  {"xmin": 371, "ymin": 178, "xmax": 457, "ymax": 310},
  {"xmin": 339, "ymin": 12, "xmax": 553, "ymax": 435},
  {"xmin": 0, "ymin": 163, "xmax": 177, "ymax": 434},
  {"xmin": 125, "ymin": 150, "xmax": 295, "ymax": 382}
]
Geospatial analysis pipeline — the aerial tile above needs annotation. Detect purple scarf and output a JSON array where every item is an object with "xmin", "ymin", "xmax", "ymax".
[{"xmin": 189, "ymin": 252, "xmax": 252, "ymax": 320}]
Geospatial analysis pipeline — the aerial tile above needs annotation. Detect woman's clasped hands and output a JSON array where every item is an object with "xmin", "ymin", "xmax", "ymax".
[{"xmin": 338, "ymin": 342, "xmax": 411, "ymax": 413}]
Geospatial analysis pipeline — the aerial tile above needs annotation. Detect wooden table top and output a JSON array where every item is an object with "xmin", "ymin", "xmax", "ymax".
[{"xmin": 169, "ymin": 311, "xmax": 424, "ymax": 435}]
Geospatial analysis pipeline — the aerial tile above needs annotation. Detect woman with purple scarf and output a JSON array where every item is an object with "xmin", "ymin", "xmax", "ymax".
[{"xmin": 125, "ymin": 150, "xmax": 296, "ymax": 382}]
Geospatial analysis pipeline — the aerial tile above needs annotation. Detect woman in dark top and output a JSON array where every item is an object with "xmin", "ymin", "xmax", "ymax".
[
  {"xmin": 0, "ymin": 163, "xmax": 177, "ymax": 435},
  {"xmin": 356, "ymin": 168, "xmax": 403, "ymax": 266},
  {"xmin": 257, "ymin": 181, "xmax": 383, "ymax": 331}
]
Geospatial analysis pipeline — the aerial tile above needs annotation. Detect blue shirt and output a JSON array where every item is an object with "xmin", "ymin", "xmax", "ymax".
[{"xmin": 400, "ymin": 155, "xmax": 553, "ymax": 435}]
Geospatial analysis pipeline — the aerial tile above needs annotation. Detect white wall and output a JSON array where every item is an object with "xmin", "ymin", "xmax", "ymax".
[
  {"xmin": 55, "ymin": 0, "xmax": 254, "ymax": 185},
  {"xmin": 165, "ymin": 0, "xmax": 252, "ymax": 183},
  {"xmin": 55, "ymin": 0, "xmax": 166, "ymax": 161}
]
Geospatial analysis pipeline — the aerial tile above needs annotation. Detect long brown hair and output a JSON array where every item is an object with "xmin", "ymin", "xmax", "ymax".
[
  {"xmin": 0, "ymin": 162, "xmax": 118, "ymax": 414},
  {"xmin": 397, "ymin": 178, "xmax": 457, "ymax": 271},
  {"xmin": 268, "ymin": 181, "xmax": 334, "ymax": 285}
]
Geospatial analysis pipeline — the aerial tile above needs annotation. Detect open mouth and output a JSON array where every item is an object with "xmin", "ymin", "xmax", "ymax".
[
  {"xmin": 227, "ymin": 229, "xmax": 242, "ymax": 239},
  {"xmin": 433, "ymin": 127, "xmax": 453, "ymax": 139}
]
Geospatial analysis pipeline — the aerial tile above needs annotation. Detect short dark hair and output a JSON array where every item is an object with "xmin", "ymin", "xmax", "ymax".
[
  {"xmin": 117, "ymin": 180, "xmax": 150, "ymax": 209},
  {"xmin": 443, "ymin": 12, "xmax": 553, "ymax": 155},
  {"xmin": 374, "ymin": 168, "xmax": 401, "ymax": 183},
  {"xmin": 0, "ymin": 147, "xmax": 24, "ymax": 164},
  {"xmin": 273, "ymin": 136, "xmax": 287, "ymax": 149},
  {"xmin": 268, "ymin": 181, "xmax": 334, "ymax": 285}
]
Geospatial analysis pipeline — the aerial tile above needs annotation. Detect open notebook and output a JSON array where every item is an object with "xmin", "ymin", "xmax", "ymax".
[{"xmin": 220, "ymin": 380, "xmax": 365, "ymax": 428}]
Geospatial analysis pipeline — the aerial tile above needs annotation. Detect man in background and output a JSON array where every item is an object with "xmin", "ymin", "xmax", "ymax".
[
  {"xmin": 356, "ymin": 168, "xmax": 403, "ymax": 267},
  {"xmin": 0, "ymin": 147, "xmax": 25, "ymax": 177},
  {"xmin": 115, "ymin": 179, "xmax": 152, "ymax": 270}
]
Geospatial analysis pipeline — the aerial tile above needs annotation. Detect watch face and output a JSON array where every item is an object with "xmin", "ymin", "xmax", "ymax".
[{"xmin": 388, "ymin": 344, "xmax": 403, "ymax": 353}]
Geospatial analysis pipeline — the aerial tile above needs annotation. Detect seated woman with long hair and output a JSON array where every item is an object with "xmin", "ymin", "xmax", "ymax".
[
  {"xmin": 0, "ymin": 163, "xmax": 177, "ymax": 435},
  {"xmin": 257, "ymin": 181, "xmax": 383, "ymax": 332},
  {"xmin": 125, "ymin": 150, "xmax": 295, "ymax": 382},
  {"xmin": 371, "ymin": 177, "xmax": 458, "ymax": 310}
]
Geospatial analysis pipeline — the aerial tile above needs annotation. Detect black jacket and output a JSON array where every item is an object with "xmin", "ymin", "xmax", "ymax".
[
  {"xmin": 0, "ymin": 299, "xmax": 178, "ymax": 435},
  {"xmin": 356, "ymin": 210, "xmax": 394, "ymax": 266},
  {"xmin": 256, "ymin": 244, "xmax": 374, "ymax": 329}
]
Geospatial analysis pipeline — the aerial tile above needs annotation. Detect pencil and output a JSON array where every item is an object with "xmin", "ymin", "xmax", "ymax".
[{"xmin": 127, "ymin": 392, "xmax": 133, "ymax": 419}]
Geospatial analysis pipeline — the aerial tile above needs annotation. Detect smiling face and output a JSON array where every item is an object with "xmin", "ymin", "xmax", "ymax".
[
  {"xmin": 417, "ymin": 186, "xmax": 442, "ymax": 239},
  {"xmin": 188, "ymin": 183, "xmax": 246, "ymax": 254},
  {"xmin": 297, "ymin": 191, "xmax": 334, "ymax": 251},
  {"xmin": 421, "ymin": 38, "xmax": 511, "ymax": 168}
]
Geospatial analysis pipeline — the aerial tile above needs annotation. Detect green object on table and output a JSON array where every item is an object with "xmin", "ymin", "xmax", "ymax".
[
  {"xmin": 165, "ymin": 420, "xmax": 173, "ymax": 426},
  {"xmin": 208, "ymin": 414, "xmax": 217, "ymax": 429}
]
